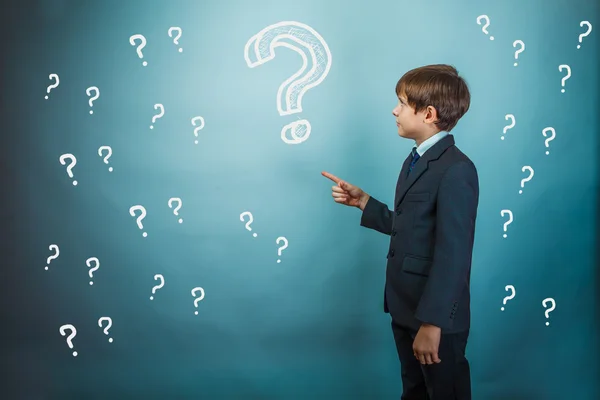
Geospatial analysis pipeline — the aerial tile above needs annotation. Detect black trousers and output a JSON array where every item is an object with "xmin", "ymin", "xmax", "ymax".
[{"xmin": 391, "ymin": 320, "xmax": 471, "ymax": 400}]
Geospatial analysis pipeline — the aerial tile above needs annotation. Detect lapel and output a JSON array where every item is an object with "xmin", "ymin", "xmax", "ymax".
[
  {"xmin": 394, "ymin": 134, "xmax": 455, "ymax": 209},
  {"xmin": 395, "ymin": 152, "xmax": 414, "ymax": 197}
]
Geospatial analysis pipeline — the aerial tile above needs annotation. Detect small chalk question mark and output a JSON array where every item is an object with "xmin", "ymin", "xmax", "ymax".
[
  {"xmin": 86, "ymin": 257, "xmax": 100, "ymax": 286},
  {"xmin": 191, "ymin": 116, "xmax": 205, "ymax": 144},
  {"xmin": 542, "ymin": 298, "xmax": 556, "ymax": 326},
  {"xmin": 59, "ymin": 153, "xmax": 78, "ymax": 186},
  {"xmin": 98, "ymin": 146, "xmax": 113, "ymax": 172},
  {"xmin": 502, "ymin": 114, "xmax": 515, "ymax": 140},
  {"xmin": 542, "ymin": 127, "xmax": 556, "ymax": 155},
  {"xmin": 150, "ymin": 104, "xmax": 165, "ymax": 129},
  {"xmin": 501, "ymin": 284, "xmax": 515, "ymax": 311},
  {"xmin": 168, "ymin": 197, "xmax": 183, "ymax": 223},
  {"xmin": 500, "ymin": 209, "xmax": 513, "ymax": 238},
  {"xmin": 191, "ymin": 287, "xmax": 205, "ymax": 315},
  {"xmin": 558, "ymin": 64, "xmax": 571, "ymax": 93},
  {"xmin": 129, "ymin": 34, "xmax": 148, "ymax": 66},
  {"xmin": 513, "ymin": 40, "xmax": 525, "ymax": 66},
  {"xmin": 519, "ymin": 166, "xmax": 534, "ymax": 194},
  {"xmin": 577, "ymin": 21, "xmax": 592, "ymax": 49},
  {"xmin": 86, "ymin": 86, "xmax": 100, "ymax": 114},
  {"xmin": 59, "ymin": 324, "xmax": 78, "ymax": 356},
  {"xmin": 168, "ymin": 27, "xmax": 183, "ymax": 52},
  {"xmin": 276, "ymin": 236, "xmax": 288, "ymax": 263},
  {"xmin": 150, "ymin": 274, "xmax": 165, "ymax": 300},
  {"xmin": 240, "ymin": 211, "xmax": 257, "ymax": 237},
  {"xmin": 129, "ymin": 205, "xmax": 148, "ymax": 237},
  {"xmin": 46, "ymin": 244, "xmax": 60, "ymax": 270},
  {"xmin": 476, "ymin": 15, "xmax": 494, "ymax": 40},
  {"xmin": 45, "ymin": 73, "xmax": 59, "ymax": 99},
  {"xmin": 98, "ymin": 317, "xmax": 113, "ymax": 343}
]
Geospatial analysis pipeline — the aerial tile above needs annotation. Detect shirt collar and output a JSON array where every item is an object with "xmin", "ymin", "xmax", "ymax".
[{"xmin": 415, "ymin": 131, "xmax": 449, "ymax": 156}]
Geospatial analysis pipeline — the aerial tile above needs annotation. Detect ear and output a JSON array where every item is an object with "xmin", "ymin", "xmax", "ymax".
[{"xmin": 423, "ymin": 105, "xmax": 438, "ymax": 124}]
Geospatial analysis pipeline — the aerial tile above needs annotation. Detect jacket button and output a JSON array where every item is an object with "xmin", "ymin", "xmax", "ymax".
[
  {"xmin": 396, "ymin": 210, "xmax": 401, "ymax": 216},
  {"xmin": 389, "ymin": 249, "xmax": 395, "ymax": 257},
  {"xmin": 392, "ymin": 230, "xmax": 396, "ymax": 236}
]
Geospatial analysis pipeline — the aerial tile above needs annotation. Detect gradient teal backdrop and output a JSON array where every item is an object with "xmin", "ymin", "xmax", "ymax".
[{"xmin": 1, "ymin": 0, "xmax": 598, "ymax": 398}]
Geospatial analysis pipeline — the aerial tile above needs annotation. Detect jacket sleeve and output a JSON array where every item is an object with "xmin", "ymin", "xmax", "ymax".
[
  {"xmin": 359, "ymin": 195, "xmax": 393, "ymax": 235},
  {"xmin": 414, "ymin": 161, "xmax": 479, "ymax": 329}
]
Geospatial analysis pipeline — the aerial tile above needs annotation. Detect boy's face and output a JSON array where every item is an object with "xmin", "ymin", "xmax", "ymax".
[
  {"xmin": 392, "ymin": 93, "xmax": 424, "ymax": 140},
  {"xmin": 392, "ymin": 92, "xmax": 436, "ymax": 145}
]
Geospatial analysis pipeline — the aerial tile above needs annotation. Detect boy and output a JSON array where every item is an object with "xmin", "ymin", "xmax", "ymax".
[{"xmin": 322, "ymin": 64, "xmax": 479, "ymax": 399}]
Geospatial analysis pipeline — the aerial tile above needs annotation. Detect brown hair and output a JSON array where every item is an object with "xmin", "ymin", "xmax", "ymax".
[{"xmin": 395, "ymin": 64, "xmax": 471, "ymax": 132}]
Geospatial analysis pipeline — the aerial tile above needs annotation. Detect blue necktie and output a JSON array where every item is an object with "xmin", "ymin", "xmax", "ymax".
[{"xmin": 407, "ymin": 147, "xmax": 420, "ymax": 177}]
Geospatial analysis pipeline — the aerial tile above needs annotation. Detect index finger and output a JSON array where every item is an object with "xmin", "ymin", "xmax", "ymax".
[{"xmin": 321, "ymin": 171, "xmax": 341, "ymax": 184}]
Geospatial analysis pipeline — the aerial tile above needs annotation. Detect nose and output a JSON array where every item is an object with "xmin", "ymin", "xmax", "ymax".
[{"xmin": 392, "ymin": 107, "xmax": 399, "ymax": 117}]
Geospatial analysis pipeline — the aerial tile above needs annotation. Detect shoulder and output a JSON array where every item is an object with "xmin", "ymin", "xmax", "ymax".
[
  {"xmin": 439, "ymin": 148, "xmax": 478, "ymax": 188},
  {"xmin": 445, "ymin": 142, "xmax": 475, "ymax": 164}
]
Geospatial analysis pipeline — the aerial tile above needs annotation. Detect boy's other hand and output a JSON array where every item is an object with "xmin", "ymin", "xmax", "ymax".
[
  {"xmin": 321, "ymin": 171, "xmax": 369, "ymax": 210},
  {"xmin": 413, "ymin": 323, "xmax": 442, "ymax": 365}
]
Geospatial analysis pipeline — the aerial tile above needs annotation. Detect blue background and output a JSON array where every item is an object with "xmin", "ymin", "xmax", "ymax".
[{"xmin": 1, "ymin": 0, "xmax": 598, "ymax": 398}]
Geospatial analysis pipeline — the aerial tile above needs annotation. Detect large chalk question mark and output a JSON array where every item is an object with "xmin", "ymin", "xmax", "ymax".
[
  {"xmin": 502, "ymin": 114, "xmax": 515, "ymax": 140},
  {"xmin": 542, "ymin": 298, "xmax": 556, "ymax": 326},
  {"xmin": 86, "ymin": 86, "xmax": 100, "ymax": 115},
  {"xmin": 59, "ymin": 324, "xmax": 78, "ymax": 356},
  {"xmin": 191, "ymin": 116, "xmax": 205, "ymax": 144},
  {"xmin": 542, "ymin": 127, "xmax": 556, "ymax": 155},
  {"xmin": 519, "ymin": 166, "xmax": 534, "ymax": 194},
  {"xmin": 150, "ymin": 274, "xmax": 165, "ymax": 300},
  {"xmin": 98, "ymin": 146, "xmax": 113, "ymax": 172},
  {"xmin": 476, "ymin": 15, "xmax": 494, "ymax": 40},
  {"xmin": 59, "ymin": 153, "xmax": 78, "ymax": 186},
  {"xmin": 168, "ymin": 197, "xmax": 183, "ymax": 223},
  {"xmin": 98, "ymin": 317, "xmax": 113, "ymax": 343},
  {"xmin": 276, "ymin": 236, "xmax": 288, "ymax": 263},
  {"xmin": 500, "ymin": 209, "xmax": 513, "ymax": 238},
  {"xmin": 86, "ymin": 257, "xmax": 100, "ymax": 286},
  {"xmin": 577, "ymin": 21, "xmax": 592, "ymax": 49},
  {"xmin": 244, "ymin": 21, "xmax": 332, "ymax": 145},
  {"xmin": 191, "ymin": 287, "xmax": 205, "ymax": 315},
  {"xmin": 129, "ymin": 34, "xmax": 148, "ymax": 66},
  {"xmin": 150, "ymin": 104, "xmax": 165, "ymax": 129},
  {"xmin": 45, "ymin": 73, "xmax": 60, "ymax": 99},
  {"xmin": 558, "ymin": 64, "xmax": 571, "ymax": 93},
  {"xmin": 501, "ymin": 284, "xmax": 516, "ymax": 311},
  {"xmin": 46, "ymin": 244, "xmax": 60, "ymax": 270},
  {"xmin": 512, "ymin": 40, "xmax": 525, "ymax": 66},
  {"xmin": 129, "ymin": 205, "xmax": 148, "ymax": 237},
  {"xmin": 240, "ymin": 211, "xmax": 257, "ymax": 237},
  {"xmin": 168, "ymin": 27, "xmax": 183, "ymax": 53}
]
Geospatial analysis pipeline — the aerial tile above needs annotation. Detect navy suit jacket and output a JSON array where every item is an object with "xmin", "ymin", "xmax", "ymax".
[{"xmin": 360, "ymin": 134, "xmax": 479, "ymax": 333}]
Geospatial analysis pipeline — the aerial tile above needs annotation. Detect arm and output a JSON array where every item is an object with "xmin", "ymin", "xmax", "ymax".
[
  {"xmin": 414, "ymin": 161, "xmax": 479, "ymax": 329},
  {"xmin": 359, "ymin": 194, "xmax": 393, "ymax": 235}
]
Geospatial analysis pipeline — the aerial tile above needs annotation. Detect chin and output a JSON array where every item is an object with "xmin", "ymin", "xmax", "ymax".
[{"xmin": 397, "ymin": 128, "xmax": 413, "ymax": 139}]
